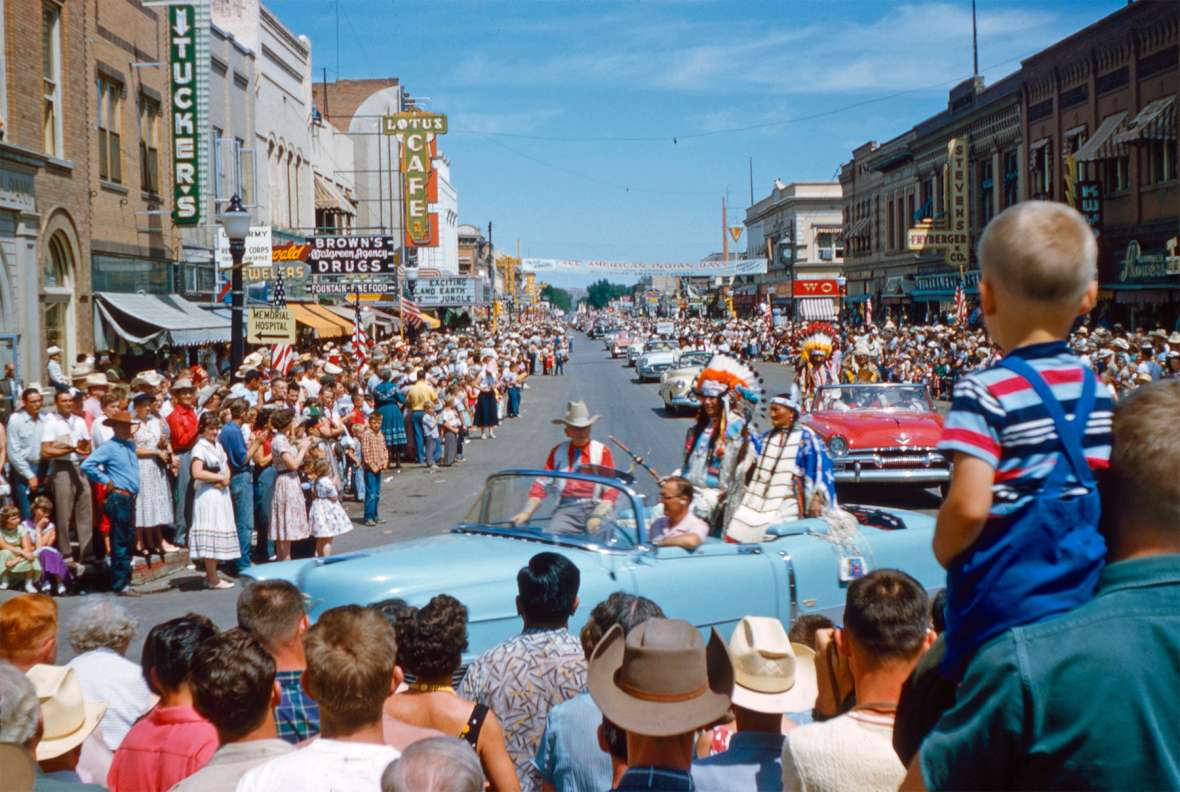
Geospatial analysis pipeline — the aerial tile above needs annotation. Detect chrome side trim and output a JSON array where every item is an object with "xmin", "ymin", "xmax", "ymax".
[{"xmin": 778, "ymin": 549, "xmax": 799, "ymax": 623}]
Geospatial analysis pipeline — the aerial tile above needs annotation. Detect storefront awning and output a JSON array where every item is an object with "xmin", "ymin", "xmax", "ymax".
[
  {"xmin": 304, "ymin": 303, "xmax": 353, "ymax": 335},
  {"xmin": 1113, "ymin": 96, "xmax": 1176, "ymax": 145},
  {"xmin": 290, "ymin": 303, "xmax": 345, "ymax": 338},
  {"xmin": 314, "ymin": 174, "xmax": 356, "ymax": 215},
  {"xmin": 93, "ymin": 292, "xmax": 231, "ymax": 350},
  {"xmin": 797, "ymin": 297, "xmax": 838, "ymax": 321},
  {"xmin": 1074, "ymin": 111, "xmax": 1129, "ymax": 162},
  {"xmin": 839, "ymin": 217, "xmax": 871, "ymax": 241}
]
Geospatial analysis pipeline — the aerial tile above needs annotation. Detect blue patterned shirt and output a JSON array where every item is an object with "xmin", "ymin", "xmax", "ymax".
[
  {"xmin": 533, "ymin": 690, "xmax": 612, "ymax": 792},
  {"xmin": 459, "ymin": 627, "xmax": 586, "ymax": 792},
  {"xmin": 613, "ymin": 766, "xmax": 694, "ymax": 791},
  {"xmin": 274, "ymin": 670, "xmax": 320, "ymax": 744}
]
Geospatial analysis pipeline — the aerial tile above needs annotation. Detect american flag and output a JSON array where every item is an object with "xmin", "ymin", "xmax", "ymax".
[
  {"xmin": 400, "ymin": 288, "xmax": 425, "ymax": 329},
  {"xmin": 270, "ymin": 267, "xmax": 294, "ymax": 375},
  {"xmin": 352, "ymin": 298, "xmax": 368, "ymax": 370},
  {"xmin": 954, "ymin": 284, "xmax": 967, "ymax": 325}
]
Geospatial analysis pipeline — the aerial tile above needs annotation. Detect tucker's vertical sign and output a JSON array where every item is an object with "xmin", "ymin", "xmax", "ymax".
[{"xmin": 168, "ymin": 5, "xmax": 200, "ymax": 225}]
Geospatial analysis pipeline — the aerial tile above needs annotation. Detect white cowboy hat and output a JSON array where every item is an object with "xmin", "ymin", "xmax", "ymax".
[
  {"xmin": 27, "ymin": 665, "xmax": 106, "ymax": 761},
  {"xmin": 1112, "ymin": 338, "xmax": 1130, "ymax": 351},
  {"xmin": 323, "ymin": 362, "xmax": 344, "ymax": 376},
  {"xmin": 552, "ymin": 400, "xmax": 600, "ymax": 428},
  {"xmin": 728, "ymin": 616, "xmax": 817, "ymax": 714},
  {"xmin": 46, "ymin": 346, "xmax": 62, "ymax": 356},
  {"xmin": 1169, "ymin": 332, "xmax": 1180, "ymax": 345},
  {"xmin": 84, "ymin": 372, "xmax": 110, "ymax": 388},
  {"xmin": 131, "ymin": 369, "xmax": 164, "ymax": 388}
]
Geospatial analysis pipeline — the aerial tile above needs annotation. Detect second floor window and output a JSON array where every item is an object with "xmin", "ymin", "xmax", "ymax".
[
  {"xmin": 97, "ymin": 75, "xmax": 124, "ymax": 183},
  {"xmin": 42, "ymin": 4, "xmax": 62, "ymax": 157},
  {"xmin": 1003, "ymin": 150, "xmax": 1019, "ymax": 208},
  {"xmin": 978, "ymin": 159, "xmax": 995, "ymax": 226},
  {"xmin": 138, "ymin": 95, "xmax": 160, "ymax": 193},
  {"xmin": 1031, "ymin": 140, "xmax": 1052, "ymax": 198}
]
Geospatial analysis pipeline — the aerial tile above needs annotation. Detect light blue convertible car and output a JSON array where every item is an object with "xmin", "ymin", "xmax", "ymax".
[{"xmin": 242, "ymin": 468, "xmax": 944, "ymax": 665}]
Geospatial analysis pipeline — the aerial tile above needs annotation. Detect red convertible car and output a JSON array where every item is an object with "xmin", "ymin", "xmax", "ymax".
[{"xmin": 802, "ymin": 383, "xmax": 950, "ymax": 492}]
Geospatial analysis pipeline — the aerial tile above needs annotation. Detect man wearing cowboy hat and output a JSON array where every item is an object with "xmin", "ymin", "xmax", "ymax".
[
  {"xmin": 27, "ymin": 664, "xmax": 107, "ymax": 788},
  {"xmin": 693, "ymin": 616, "xmax": 817, "ymax": 791},
  {"xmin": 81, "ymin": 373, "xmax": 109, "ymax": 425},
  {"xmin": 510, "ymin": 401, "xmax": 618, "ymax": 535},
  {"xmin": 588, "ymin": 617, "xmax": 734, "ymax": 791},
  {"xmin": 46, "ymin": 346, "xmax": 69, "ymax": 393},
  {"xmin": 80, "ymin": 411, "xmax": 141, "ymax": 595}
]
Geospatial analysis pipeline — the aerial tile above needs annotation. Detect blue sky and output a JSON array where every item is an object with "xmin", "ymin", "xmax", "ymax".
[{"xmin": 269, "ymin": 0, "xmax": 1126, "ymax": 287}]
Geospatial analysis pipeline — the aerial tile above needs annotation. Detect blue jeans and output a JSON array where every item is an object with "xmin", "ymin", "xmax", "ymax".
[
  {"xmin": 424, "ymin": 436, "xmax": 441, "ymax": 465},
  {"xmin": 507, "ymin": 387, "xmax": 521, "ymax": 417},
  {"xmin": 11, "ymin": 471, "xmax": 35, "ymax": 521},
  {"xmin": 352, "ymin": 464, "xmax": 366, "ymax": 502},
  {"xmin": 363, "ymin": 469, "xmax": 381, "ymax": 521},
  {"xmin": 253, "ymin": 464, "xmax": 276, "ymax": 560},
  {"xmin": 105, "ymin": 490, "xmax": 136, "ymax": 592},
  {"xmin": 172, "ymin": 450, "xmax": 192, "ymax": 546},
  {"xmin": 410, "ymin": 410, "xmax": 427, "ymax": 463},
  {"xmin": 229, "ymin": 471, "xmax": 254, "ymax": 573}
]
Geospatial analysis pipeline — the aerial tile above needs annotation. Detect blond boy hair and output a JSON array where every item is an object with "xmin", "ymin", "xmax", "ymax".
[
  {"xmin": 302, "ymin": 605, "xmax": 396, "ymax": 735},
  {"xmin": 977, "ymin": 201, "xmax": 1097, "ymax": 303}
]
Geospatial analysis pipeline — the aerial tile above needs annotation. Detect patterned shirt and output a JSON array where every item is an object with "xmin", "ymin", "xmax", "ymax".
[
  {"xmin": 938, "ymin": 341, "xmax": 1113, "ymax": 519},
  {"xmin": 612, "ymin": 766, "xmax": 695, "ymax": 791},
  {"xmin": 359, "ymin": 426, "xmax": 389, "ymax": 471},
  {"xmin": 274, "ymin": 670, "xmax": 321, "ymax": 744},
  {"xmin": 458, "ymin": 627, "xmax": 587, "ymax": 792}
]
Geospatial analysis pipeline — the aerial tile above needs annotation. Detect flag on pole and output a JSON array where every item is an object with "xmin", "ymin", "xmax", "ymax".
[
  {"xmin": 400, "ymin": 289, "xmax": 425, "ymax": 329},
  {"xmin": 954, "ymin": 284, "xmax": 967, "ymax": 325},
  {"xmin": 352, "ymin": 297, "xmax": 368, "ymax": 371},
  {"xmin": 270, "ymin": 267, "xmax": 294, "ymax": 376}
]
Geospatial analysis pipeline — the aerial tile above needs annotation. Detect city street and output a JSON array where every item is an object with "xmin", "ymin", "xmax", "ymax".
[{"xmin": 21, "ymin": 333, "xmax": 939, "ymax": 663}]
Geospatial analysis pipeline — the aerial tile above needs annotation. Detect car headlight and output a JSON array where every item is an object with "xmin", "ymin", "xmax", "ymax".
[{"xmin": 827, "ymin": 435, "xmax": 849, "ymax": 457}]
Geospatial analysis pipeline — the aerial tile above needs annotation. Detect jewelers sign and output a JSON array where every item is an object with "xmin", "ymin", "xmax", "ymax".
[
  {"xmin": 167, "ymin": 5, "xmax": 200, "ymax": 225},
  {"xmin": 411, "ymin": 277, "xmax": 482, "ymax": 307}
]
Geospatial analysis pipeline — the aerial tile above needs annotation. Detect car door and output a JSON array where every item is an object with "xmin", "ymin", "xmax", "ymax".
[{"xmin": 617, "ymin": 539, "xmax": 784, "ymax": 641}]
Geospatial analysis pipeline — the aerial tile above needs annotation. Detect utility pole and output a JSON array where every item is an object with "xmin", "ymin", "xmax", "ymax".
[
  {"xmin": 749, "ymin": 157, "xmax": 754, "ymax": 206},
  {"xmin": 488, "ymin": 221, "xmax": 495, "ymax": 332}
]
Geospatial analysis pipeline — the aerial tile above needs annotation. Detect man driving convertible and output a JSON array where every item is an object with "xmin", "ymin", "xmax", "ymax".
[{"xmin": 510, "ymin": 400, "xmax": 620, "ymax": 534}]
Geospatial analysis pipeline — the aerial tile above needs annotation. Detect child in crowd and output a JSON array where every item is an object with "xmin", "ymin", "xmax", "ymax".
[
  {"xmin": 308, "ymin": 457, "xmax": 352, "ymax": 558},
  {"xmin": 359, "ymin": 412, "xmax": 389, "ymax": 527},
  {"xmin": 24, "ymin": 496, "xmax": 70, "ymax": 595},
  {"xmin": 421, "ymin": 401, "xmax": 441, "ymax": 470},
  {"xmin": 439, "ymin": 397, "xmax": 462, "ymax": 467},
  {"xmin": 0, "ymin": 505, "xmax": 40, "ymax": 592},
  {"xmin": 935, "ymin": 201, "xmax": 1113, "ymax": 679},
  {"xmin": 338, "ymin": 422, "xmax": 363, "ymax": 501}
]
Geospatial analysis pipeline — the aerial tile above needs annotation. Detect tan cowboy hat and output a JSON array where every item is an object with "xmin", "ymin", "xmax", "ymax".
[
  {"xmin": 84, "ymin": 372, "xmax": 110, "ymax": 389},
  {"xmin": 171, "ymin": 377, "xmax": 195, "ymax": 392},
  {"xmin": 552, "ymin": 400, "xmax": 600, "ymax": 428},
  {"xmin": 106, "ymin": 410, "xmax": 138, "ymax": 426},
  {"xmin": 26, "ymin": 665, "xmax": 106, "ymax": 761},
  {"xmin": 70, "ymin": 366, "xmax": 93, "ymax": 381},
  {"xmin": 728, "ymin": 617, "xmax": 817, "ymax": 714},
  {"xmin": 588, "ymin": 619, "xmax": 733, "ymax": 737},
  {"xmin": 1169, "ymin": 332, "xmax": 1180, "ymax": 345},
  {"xmin": 1112, "ymin": 338, "xmax": 1130, "ymax": 351},
  {"xmin": 131, "ymin": 369, "xmax": 164, "ymax": 388}
]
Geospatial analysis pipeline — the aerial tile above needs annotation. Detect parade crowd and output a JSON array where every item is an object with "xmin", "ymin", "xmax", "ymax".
[{"xmin": 0, "ymin": 201, "xmax": 1176, "ymax": 792}]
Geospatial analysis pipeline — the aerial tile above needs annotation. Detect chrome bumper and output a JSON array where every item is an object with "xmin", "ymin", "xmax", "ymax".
[
  {"xmin": 664, "ymin": 394, "xmax": 699, "ymax": 407},
  {"xmin": 834, "ymin": 465, "xmax": 950, "ymax": 484}
]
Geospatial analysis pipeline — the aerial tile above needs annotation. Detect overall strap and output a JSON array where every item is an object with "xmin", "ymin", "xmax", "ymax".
[{"xmin": 999, "ymin": 356, "xmax": 1096, "ymax": 486}]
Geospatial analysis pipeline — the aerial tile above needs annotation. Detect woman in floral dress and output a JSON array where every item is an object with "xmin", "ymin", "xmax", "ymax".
[
  {"xmin": 131, "ymin": 393, "xmax": 173, "ymax": 560},
  {"xmin": 269, "ymin": 408, "xmax": 312, "ymax": 561}
]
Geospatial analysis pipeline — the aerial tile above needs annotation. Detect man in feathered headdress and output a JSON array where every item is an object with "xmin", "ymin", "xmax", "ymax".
[
  {"xmin": 726, "ymin": 386, "xmax": 837, "ymax": 543},
  {"xmin": 796, "ymin": 323, "xmax": 840, "ymax": 400}
]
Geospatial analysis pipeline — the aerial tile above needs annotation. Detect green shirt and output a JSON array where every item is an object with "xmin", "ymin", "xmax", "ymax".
[{"xmin": 920, "ymin": 554, "xmax": 1180, "ymax": 791}]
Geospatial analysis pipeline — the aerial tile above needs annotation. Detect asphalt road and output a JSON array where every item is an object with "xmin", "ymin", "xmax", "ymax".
[{"xmin": 13, "ymin": 331, "xmax": 940, "ymax": 662}]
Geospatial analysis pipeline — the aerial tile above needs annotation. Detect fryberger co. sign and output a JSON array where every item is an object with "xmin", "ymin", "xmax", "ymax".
[
  {"xmin": 382, "ymin": 112, "xmax": 447, "ymax": 247},
  {"xmin": 167, "ymin": 5, "xmax": 200, "ymax": 225}
]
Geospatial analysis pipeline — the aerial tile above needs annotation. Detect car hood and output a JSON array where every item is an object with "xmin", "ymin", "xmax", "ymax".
[
  {"xmin": 664, "ymin": 365, "xmax": 703, "ymax": 381},
  {"xmin": 804, "ymin": 411, "xmax": 944, "ymax": 449},
  {"xmin": 641, "ymin": 351, "xmax": 677, "ymax": 364},
  {"xmin": 243, "ymin": 531, "xmax": 626, "ymax": 658}
]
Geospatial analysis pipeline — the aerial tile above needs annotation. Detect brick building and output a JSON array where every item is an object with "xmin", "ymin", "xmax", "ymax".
[
  {"xmin": 0, "ymin": 0, "xmax": 90, "ymax": 386},
  {"xmin": 839, "ymin": 0, "xmax": 1178, "ymax": 327}
]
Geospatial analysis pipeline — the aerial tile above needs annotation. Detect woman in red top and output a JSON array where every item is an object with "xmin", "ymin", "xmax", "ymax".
[{"xmin": 108, "ymin": 615, "xmax": 218, "ymax": 792}]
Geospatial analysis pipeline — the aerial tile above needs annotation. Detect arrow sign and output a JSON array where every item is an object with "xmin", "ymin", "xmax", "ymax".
[{"xmin": 248, "ymin": 307, "xmax": 295, "ymax": 344}]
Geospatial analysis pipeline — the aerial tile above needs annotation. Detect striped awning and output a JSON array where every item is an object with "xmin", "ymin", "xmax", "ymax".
[
  {"xmin": 93, "ymin": 292, "xmax": 231, "ymax": 350},
  {"xmin": 290, "ymin": 304, "xmax": 344, "ymax": 338},
  {"xmin": 313, "ymin": 174, "xmax": 356, "ymax": 215},
  {"xmin": 1113, "ymin": 96, "xmax": 1176, "ymax": 145},
  {"xmin": 839, "ymin": 217, "xmax": 871, "ymax": 241},
  {"xmin": 797, "ymin": 298, "xmax": 838, "ymax": 321},
  {"xmin": 1074, "ymin": 111, "xmax": 1129, "ymax": 162}
]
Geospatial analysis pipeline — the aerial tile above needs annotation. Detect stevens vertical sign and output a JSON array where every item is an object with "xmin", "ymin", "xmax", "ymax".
[{"xmin": 168, "ymin": 5, "xmax": 200, "ymax": 225}]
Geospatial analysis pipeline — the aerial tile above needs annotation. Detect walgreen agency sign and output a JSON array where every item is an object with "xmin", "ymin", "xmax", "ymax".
[{"xmin": 168, "ymin": 5, "xmax": 200, "ymax": 225}]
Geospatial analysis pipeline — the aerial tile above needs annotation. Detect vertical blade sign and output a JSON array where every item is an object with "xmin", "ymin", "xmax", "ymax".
[{"xmin": 169, "ymin": 5, "xmax": 200, "ymax": 225}]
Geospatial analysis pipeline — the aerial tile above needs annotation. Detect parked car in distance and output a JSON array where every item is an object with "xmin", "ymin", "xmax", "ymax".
[
  {"xmin": 241, "ymin": 468, "xmax": 944, "ymax": 667},
  {"xmin": 803, "ymin": 383, "xmax": 950, "ymax": 494},
  {"xmin": 658, "ymin": 350, "xmax": 713, "ymax": 413}
]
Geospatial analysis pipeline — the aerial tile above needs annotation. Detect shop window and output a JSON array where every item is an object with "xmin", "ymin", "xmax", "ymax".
[
  {"xmin": 97, "ymin": 74, "xmax": 124, "ymax": 183},
  {"xmin": 42, "ymin": 233, "xmax": 74, "ymax": 366},
  {"xmin": 978, "ymin": 159, "xmax": 994, "ymax": 226},
  {"xmin": 138, "ymin": 94, "xmax": 160, "ymax": 193},
  {"xmin": 1144, "ymin": 139, "xmax": 1177, "ymax": 186},
  {"xmin": 42, "ymin": 4, "xmax": 62, "ymax": 157},
  {"xmin": 1031, "ymin": 140, "xmax": 1052, "ymax": 198},
  {"xmin": 1002, "ymin": 150, "xmax": 1019, "ymax": 208},
  {"xmin": 887, "ymin": 199, "xmax": 895, "ymax": 250}
]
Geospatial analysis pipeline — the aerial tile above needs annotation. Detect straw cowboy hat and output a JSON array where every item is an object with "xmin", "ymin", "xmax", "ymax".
[
  {"xmin": 130, "ymin": 369, "xmax": 164, "ymax": 388},
  {"xmin": 46, "ymin": 346, "xmax": 62, "ymax": 357},
  {"xmin": 26, "ymin": 665, "xmax": 106, "ymax": 762},
  {"xmin": 588, "ymin": 618, "xmax": 733, "ymax": 737},
  {"xmin": 171, "ymin": 377, "xmax": 195, "ymax": 392},
  {"xmin": 552, "ymin": 400, "xmax": 600, "ymax": 428},
  {"xmin": 1169, "ymin": 331, "xmax": 1180, "ymax": 345},
  {"xmin": 84, "ymin": 372, "xmax": 110, "ymax": 389},
  {"xmin": 728, "ymin": 617, "xmax": 817, "ymax": 714}
]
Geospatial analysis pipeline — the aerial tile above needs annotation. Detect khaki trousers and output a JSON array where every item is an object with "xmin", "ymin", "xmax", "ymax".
[{"xmin": 49, "ymin": 461, "xmax": 95, "ymax": 563}]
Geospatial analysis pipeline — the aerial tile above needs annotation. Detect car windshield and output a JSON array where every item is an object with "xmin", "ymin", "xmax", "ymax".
[
  {"xmin": 644, "ymin": 340, "xmax": 676, "ymax": 352},
  {"xmin": 677, "ymin": 351, "xmax": 711, "ymax": 367},
  {"xmin": 814, "ymin": 385, "xmax": 933, "ymax": 412},
  {"xmin": 459, "ymin": 469, "xmax": 645, "ymax": 549}
]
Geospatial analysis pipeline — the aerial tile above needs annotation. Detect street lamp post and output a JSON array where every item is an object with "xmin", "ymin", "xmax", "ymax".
[{"xmin": 219, "ymin": 194, "xmax": 252, "ymax": 373}]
